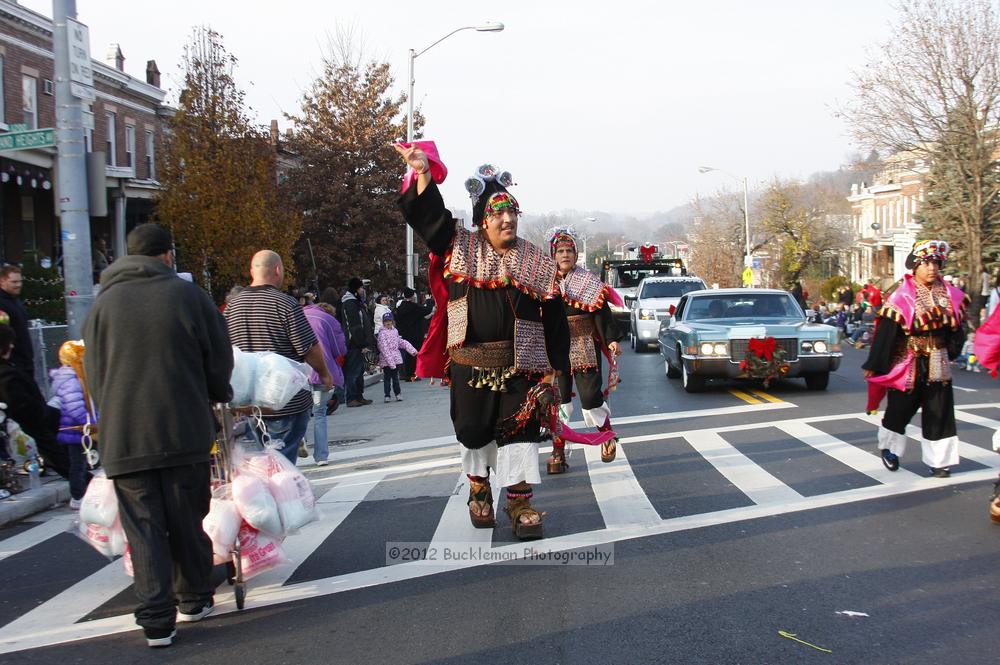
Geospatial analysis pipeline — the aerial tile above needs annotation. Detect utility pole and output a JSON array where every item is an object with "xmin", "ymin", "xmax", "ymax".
[{"xmin": 53, "ymin": 0, "xmax": 94, "ymax": 337}]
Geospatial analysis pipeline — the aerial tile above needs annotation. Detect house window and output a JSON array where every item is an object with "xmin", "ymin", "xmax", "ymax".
[
  {"xmin": 83, "ymin": 104, "xmax": 94, "ymax": 152},
  {"xmin": 125, "ymin": 125, "xmax": 135, "ymax": 168},
  {"xmin": 22, "ymin": 75, "xmax": 37, "ymax": 129},
  {"xmin": 105, "ymin": 112, "xmax": 116, "ymax": 166},
  {"xmin": 21, "ymin": 195, "xmax": 35, "ymax": 251},
  {"xmin": 145, "ymin": 130, "xmax": 155, "ymax": 179}
]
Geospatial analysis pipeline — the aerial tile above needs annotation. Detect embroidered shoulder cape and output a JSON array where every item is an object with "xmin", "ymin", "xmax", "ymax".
[
  {"xmin": 879, "ymin": 274, "xmax": 968, "ymax": 332},
  {"xmin": 444, "ymin": 227, "xmax": 558, "ymax": 301},
  {"xmin": 559, "ymin": 267, "xmax": 609, "ymax": 311}
]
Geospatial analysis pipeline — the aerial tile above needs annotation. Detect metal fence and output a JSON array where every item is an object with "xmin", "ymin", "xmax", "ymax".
[{"xmin": 28, "ymin": 323, "xmax": 68, "ymax": 400}]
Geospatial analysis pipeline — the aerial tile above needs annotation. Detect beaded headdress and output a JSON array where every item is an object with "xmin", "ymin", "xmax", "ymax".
[{"xmin": 548, "ymin": 227, "xmax": 579, "ymax": 256}]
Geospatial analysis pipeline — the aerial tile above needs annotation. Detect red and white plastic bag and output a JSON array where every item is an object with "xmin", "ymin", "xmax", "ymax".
[
  {"xmin": 202, "ymin": 484, "xmax": 242, "ymax": 559},
  {"xmin": 237, "ymin": 521, "xmax": 288, "ymax": 579},
  {"xmin": 78, "ymin": 469, "xmax": 118, "ymax": 528}
]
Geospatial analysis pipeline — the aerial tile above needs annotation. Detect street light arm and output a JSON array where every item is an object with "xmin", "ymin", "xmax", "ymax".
[{"xmin": 413, "ymin": 26, "xmax": 476, "ymax": 59}]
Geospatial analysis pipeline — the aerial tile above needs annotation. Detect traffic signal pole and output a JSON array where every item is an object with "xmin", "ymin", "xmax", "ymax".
[{"xmin": 52, "ymin": 0, "xmax": 94, "ymax": 337}]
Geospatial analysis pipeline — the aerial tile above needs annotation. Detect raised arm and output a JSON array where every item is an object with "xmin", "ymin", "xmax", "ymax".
[{"xmin": 394, "ymin": 143, "xmax": 456, "ymax": 255}]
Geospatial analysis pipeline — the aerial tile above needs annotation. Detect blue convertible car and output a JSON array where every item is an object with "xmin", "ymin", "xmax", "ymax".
[{"xmin": 659, "ymin": 288, "xmax": 842, "ymax": 393}]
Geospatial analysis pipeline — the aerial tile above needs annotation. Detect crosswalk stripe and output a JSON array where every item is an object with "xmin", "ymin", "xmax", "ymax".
[
  {"xmin": 682, "ymin": 431, "xmax": 803, "ymax": 505},
  {"xmin": 0, "ymin": 553, "xmax": 133, "ymax": 651},
  {"xmin": 582, "ymin": 444, "xmax": 661, "ymax": 528},
  {"xmin": 775, "ymin": 421, "xmax": 922, "ymax": 483},
  {"xmin": 953, "ymin": 409, "xmax": 1000, "ymax": 432},
  {"xmin": 0, "ymin": 514, "xmax": 74, "ymax": 563},
  {"xmin": 242, "ymin": 472, "xmax": 388, "ymax": 591},
  {"xmin": 6, "ymin": 406, "xmax": 1000, "ymax": 654},
  {"xmin": 430, "ymin": 474, "xmax": 494, "ymax": 547}
]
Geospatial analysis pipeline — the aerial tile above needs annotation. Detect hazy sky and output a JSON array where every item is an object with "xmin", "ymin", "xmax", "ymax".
[{"xmin": 22, "ymin": 0, "xmax": 900, "ymax": 216}]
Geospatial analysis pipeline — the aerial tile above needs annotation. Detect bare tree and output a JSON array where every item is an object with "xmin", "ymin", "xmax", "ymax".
[{"xmin": 840, "ymin": 0, "xmax": 1000, "ymax": 315}]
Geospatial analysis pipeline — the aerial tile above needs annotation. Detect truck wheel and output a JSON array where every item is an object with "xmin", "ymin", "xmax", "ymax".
[{"xmin": 682, "ymin": 363, "xmax": 706, "ymax": 393}]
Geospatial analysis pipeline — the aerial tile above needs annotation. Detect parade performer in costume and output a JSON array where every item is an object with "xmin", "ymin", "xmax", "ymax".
[
  {"xmin": 547, "ymin": 227, "xmax": 624, "ymax": 473},
  {"xmin": 394, "ymin": 141, "xmax": 571, "ymax": 540},
  {"xmin": 863, "ymin": 240, "xmax": 968, "ymax": 477},
  {"xmin": 972, "ymin": 304, "xmax": 1000, "ymax": 523}
]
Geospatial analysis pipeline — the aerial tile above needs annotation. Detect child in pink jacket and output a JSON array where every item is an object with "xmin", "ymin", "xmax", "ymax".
[{"xmin": 377, "ymin": 312, "xmax": 418, "ymax": 402}]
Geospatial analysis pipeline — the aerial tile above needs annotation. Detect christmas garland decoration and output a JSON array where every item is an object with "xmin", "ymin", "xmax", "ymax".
[{"xmin": 738, "ymin": 336, "xmax": 790, "ymax": 388}]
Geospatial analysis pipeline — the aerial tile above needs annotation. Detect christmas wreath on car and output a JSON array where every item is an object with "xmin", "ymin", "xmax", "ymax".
[{"xmin": 738, "ymin": 336, "xmax": 790, "ymax": 388}]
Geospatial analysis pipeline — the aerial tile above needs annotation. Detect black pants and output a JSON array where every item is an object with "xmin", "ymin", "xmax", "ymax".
[
  {"xmin": 558, "ymin": 364, "xmax": 606, "ymax": 410},
  {"xmin": 383, "ymin": 366, "xmax": 401, "ymax": 397},
  {"xmin": 882, "ymin": 356, "xmax": 956, "ymax": 441},
  {"xmin": 113, "ymin": 463, "xmax": 214, "ymax": 631},
  {"xmin": 344, "ymin": 348, "xmax": 366, "ymax": 402}
]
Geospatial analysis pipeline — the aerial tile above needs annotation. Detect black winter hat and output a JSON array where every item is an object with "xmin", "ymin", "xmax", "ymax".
[
  {"xmin": 347, "ymin": 277, "xmax": 363, "ymax": 293},
  {"xmin": 402, "ymin": 287, "xmax": 416, "ymax": 299}
]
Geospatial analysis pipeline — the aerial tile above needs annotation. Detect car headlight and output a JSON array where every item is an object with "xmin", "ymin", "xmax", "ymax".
[
  {"xmin": 713, "ymin": 342, "xmax": 728, "ymax": 356},
  {"xmin": 639, "ymin": 308, "xmax": 656, "ymax": 320},
  {"xmin": 813, "ymin": 340, "xmax": 828, "ymax": 353},
  {"xmin": 700, "ymin": 342, "xmax": 714, "ymax": 355}
]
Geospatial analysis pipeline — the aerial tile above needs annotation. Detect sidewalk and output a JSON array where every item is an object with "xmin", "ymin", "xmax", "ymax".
[
  {"xmin": 0, "ymin": 475, "xmax": 70, "ymax": 527},
  {"xmin": 1, "ymin": 374, "xmax": 457, "ymax": 528}
]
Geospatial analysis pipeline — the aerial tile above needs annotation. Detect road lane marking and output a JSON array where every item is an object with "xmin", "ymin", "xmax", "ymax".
[
  {"xmin": 0, "ymin": 515, "xmax": 74, "ymax": 563},
  {"xmin": 748, "ymin": 390, "xmax": 783, "ymax": 403},
  {"xmin": 429, "ymin": 474, "xmax": 494, "ymax": 547},
  {"xmin": 775, "ymin": 421, "xmax": 921, "ymax": 483},
  {"xmin": 242, "ymin": 472, "xmax": 388, "ymax": 590},
  {"xmin": 728, "ymin": 389, "xmax": 762, "ymax": 405},
  {"xmin": 583, "ymin": 444, "xmax": 661, "ymax": 528},
  {"xmin": 682, "ymin": 431, "xmax": 803, "ymax": 505},
  {"xmin": 953, "ymin": 409, "xmax": 1000, "ymax": 430},
  {"xmin": 4, "ymin": 405, "xmax": 999, "ymax": 654},
  {"xmin": 901, "ymin": 424, "xmax": 1000, "ymax": 469},
  {"xmin": 953, "ymin": 385, "xmax": 978, "ymax": 392}
]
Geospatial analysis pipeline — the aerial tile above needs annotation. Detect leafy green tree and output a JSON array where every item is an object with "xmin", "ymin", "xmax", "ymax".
[{"xmin": 156, "ymin": 27, "xmax": 300, "ymax": 302}]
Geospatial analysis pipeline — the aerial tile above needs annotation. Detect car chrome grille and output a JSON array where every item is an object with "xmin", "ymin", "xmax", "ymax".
[{"xmin": 729, "ymin": 338, "xmax": 799, "ymax": 362}]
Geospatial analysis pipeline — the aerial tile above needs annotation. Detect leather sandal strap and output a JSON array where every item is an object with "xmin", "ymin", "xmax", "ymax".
[
  {"xmin": 505, "ymin": 497, "xmax": 541, "ymax": 523},
  {"xmin": 468, "ymin": 480, "xmax": 493, "ymax": 506}
]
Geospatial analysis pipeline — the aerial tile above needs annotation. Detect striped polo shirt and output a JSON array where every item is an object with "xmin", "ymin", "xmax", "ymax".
[{"xmin": 224, "ymin": 285, "xmax": 317, "ymax": 417}]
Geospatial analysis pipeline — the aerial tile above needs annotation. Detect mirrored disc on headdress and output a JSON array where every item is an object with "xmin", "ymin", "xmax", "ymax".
[
  {"xmin": 465, "ymin": 175, "xmax": 486, "ymax": 200},
  {"xmin": 476, "ymin": 164, "xmax": 498, "ymax": 180},
  {"xmin": 495, "ymin": 171, "xmax": 514, "ymax": 188}
]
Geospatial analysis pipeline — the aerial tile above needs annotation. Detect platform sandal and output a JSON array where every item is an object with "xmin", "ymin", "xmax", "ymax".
[
  {"xmin": 991, "ymin": 481, "xmax": 1000, "ymax": 525},
  {"xmin": 600, "ymin": 438, "xmax": 617, "ymax": 463},
  {"xmin": 547, "ymin": 446, "xmax": 568, "ymax": 474},
  {"xmin": 467, "ymin": 478, "xmax": 496, "ymax": 529},
  {"xmin": 504, "ymin": 491, "xmax": 544, "ymax": 540}
]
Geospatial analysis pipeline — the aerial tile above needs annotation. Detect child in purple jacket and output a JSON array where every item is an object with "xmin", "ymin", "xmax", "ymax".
[
  {"xmin": 376, "ymin": 313, "xmax": 417, "ymax": 403},
  {"xmin": 48, "ymin": 341, "xmax": 94, "ymax": 507}
]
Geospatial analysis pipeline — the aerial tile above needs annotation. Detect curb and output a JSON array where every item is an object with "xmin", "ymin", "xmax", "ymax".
[
  {"xmin": 0, "ymin": 479, "xmax": 70, "ymax": 528},
  {"xmin": 363, "ymin": 371, "xmax": 381, "ymax": 387}
]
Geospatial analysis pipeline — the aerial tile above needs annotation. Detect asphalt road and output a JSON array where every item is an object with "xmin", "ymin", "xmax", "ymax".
[{"xmin": 1, "ymin": 342, "xmax": 998, "ymax": 664}]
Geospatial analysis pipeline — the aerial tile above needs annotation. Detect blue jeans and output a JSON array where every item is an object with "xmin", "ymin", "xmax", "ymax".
[
  {"xmin": 309, "ymin": 385, "xmax": 333, "ymax": 462},
  {"xmin": 383, "ymin": 367, "xmax": 400, "ymax": 397},
  {"xmin": 250, "ymin": 408, "xmax": 311, "ymax": 465}
]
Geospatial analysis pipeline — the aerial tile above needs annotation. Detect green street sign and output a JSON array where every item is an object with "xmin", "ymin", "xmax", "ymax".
[{"xmin": 0, "ymin": 128, "xmax": 56, "ymax": 152}]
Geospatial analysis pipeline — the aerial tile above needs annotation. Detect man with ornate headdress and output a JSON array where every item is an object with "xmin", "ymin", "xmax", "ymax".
[
  {"xmin": 547, "ymin": 227, "xmax": 623, "ymax": 473},
  {"xmin": 393, "ymin": 141, "xmax": 569, "ymax": 540},
  {"xmin": 863, "ymin": 240, "xmax": 968, "ymax": 477}
]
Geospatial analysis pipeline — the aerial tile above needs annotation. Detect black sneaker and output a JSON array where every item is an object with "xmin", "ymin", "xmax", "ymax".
[
  {"xmin": 177, "ymin": 600, "xmax": 214, "ymax": 623},
  {"xmin": 931, "ymin": 467, "xmax": 950, "ymax": 478},
  {"xmin": 880, "ymin": 449, "xmax": 899, "ymax": 471},
  {"xmin": 145, "ymin": 627, "xmax": 176, "ymax": 648}
]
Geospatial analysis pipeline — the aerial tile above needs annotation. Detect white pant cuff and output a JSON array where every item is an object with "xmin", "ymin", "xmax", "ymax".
[
  {"xmin": 878, "ymin": 426, "xmax": 908, "ymax": 456},
  {"xmin": 582, "ymin": 402, "xmax": 611, "ymax": 428},
  {"xmin": 921, "ymin": 435, "xmax": 960, "ymax": 468},
  {"xmin": 460, "ymin": 441, "xmax": 498, "ymax": 478},
  {"xmin": 493, "ymin": 441, "xmax": 541, "ymax": 487}
]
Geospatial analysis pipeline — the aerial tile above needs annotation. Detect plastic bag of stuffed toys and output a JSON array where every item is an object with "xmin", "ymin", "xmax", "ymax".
[
  {"xmin": 229, "ymin": 347, "xmax": 310, "ymax": 411},
  {"xmin": 73, "ymin": 470, "xmax": 127, "ymax": 559}
]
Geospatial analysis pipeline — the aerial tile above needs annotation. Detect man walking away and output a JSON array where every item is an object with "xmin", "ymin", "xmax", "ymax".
[
  {"xmin": 82, "ymin": 224, "xmax": 234, "ymax": 648},
  {"xmin": 225, "ymin": 251, "xmax": 333, "ymax": 464},
  {"xmin": 341, "ymin": 277, "xmax": 375, "ymax": 406}
]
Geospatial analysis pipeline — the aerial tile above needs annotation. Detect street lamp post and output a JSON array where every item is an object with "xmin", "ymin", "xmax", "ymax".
[
  {"xmin": 698, "ymin": 165, "xmax": 751, "ymax": 283},
  {"xmin": 580, "ymin": 216, "xmax": 596, "ymax": 268},
  {"xmin": 405, "ymin": 21, "xmax": 504, "ymax": 289}
]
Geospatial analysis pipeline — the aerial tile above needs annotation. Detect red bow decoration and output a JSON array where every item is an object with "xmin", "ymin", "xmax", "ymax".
[
  {"xmin": 748, "ymin": 336, "xmax": 777, "ymax": 361},
  {"xmin": 639, "ymin": 245, "xmax": 657, "ymax": 263}
]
